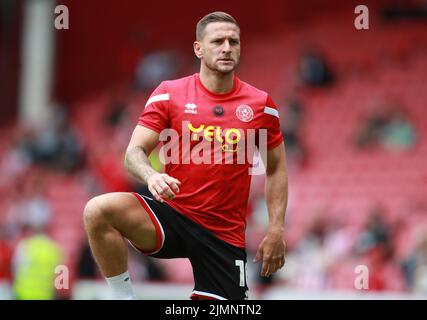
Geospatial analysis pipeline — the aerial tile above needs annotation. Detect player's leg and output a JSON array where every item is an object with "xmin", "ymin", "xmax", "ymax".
[
  {"xmin": 83, "ymin": 192, "xmax": 158, "ymax": 278},
  {"xmin": 189, "ymin": 232, "xmax": 248, "ymax": 300}
]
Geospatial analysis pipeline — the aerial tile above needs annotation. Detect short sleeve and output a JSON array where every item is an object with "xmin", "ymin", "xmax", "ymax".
[
  {"xmin": 138, "ymin": 81, "xmax": 170, "ymax": 133},
  {"xmin": 263, "ymin": 95, "xmax": 284, "ymax": 149}
]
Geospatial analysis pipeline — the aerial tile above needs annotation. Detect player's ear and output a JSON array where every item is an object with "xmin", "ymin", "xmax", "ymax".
[{"xmin": 194, "ymin": 41, "xmax": 203, "ymax": 59}]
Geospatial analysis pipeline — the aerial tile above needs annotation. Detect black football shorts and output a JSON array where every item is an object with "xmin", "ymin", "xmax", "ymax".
[{"xmin": 130, "ymin": 192, "xmax": 249, "ymax": 300}]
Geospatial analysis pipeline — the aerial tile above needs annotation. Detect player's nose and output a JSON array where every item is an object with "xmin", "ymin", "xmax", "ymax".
[{"xmin": 222, "ymin": 40, "xmax": 232, "ymax": 52}]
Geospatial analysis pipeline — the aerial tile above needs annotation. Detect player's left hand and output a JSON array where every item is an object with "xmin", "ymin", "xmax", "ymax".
[{"xmin": 253, "ymin": 231, "xmax": 286, "ymax": 277}]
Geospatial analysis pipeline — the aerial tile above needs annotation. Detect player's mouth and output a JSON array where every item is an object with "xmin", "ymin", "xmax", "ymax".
[{"xmin": 218, "ymin": 58, "xmax": 234, "ymax": 63}]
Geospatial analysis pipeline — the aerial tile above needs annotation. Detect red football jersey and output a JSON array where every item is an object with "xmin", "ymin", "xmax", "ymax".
[{"xmin": 138, "ymin": 73, "xmax": 283, "ymax": 248}]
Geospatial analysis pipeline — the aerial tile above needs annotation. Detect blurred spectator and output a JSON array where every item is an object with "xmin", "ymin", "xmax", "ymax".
[
  {"xmin": 281, "ymin": 97, "xmax": 306, "ymax": 168},
  {"xmin": 292, "ymin": 215, "xmax": 332, "ymax": 289},
  {"xmin": 4, "ymin": 175, "xmax": 52, "ymax": 242},
  {"xmin": 105, "ymin": 99, "xmax": 129, "ymax": 130},
  {"xmin": 402, "ymin": 235, "xmax": 427, "ymax": 293},
  {"xmin": 364, "ymin": 243, "xmax": 405, "ymax": 291},
  {"xmin": 323, "ymin": 218, "xmax": 354, "ymax": 261},
  {"xmin": 355, "ymin": 206, "xmax": 391, "ymax": 254},
  {"xmin": 11, "ymin": 218, "xmax": 63, "ymax": 300},
  {"xmin": 135, "ymin": 50, "xmax": 178, "ymax": 91},
  {"xmin": 354, "ymin": 206, "xmax": 405, "ymax": 291},
  {"xmin": 0, "ymin": 138, "xmax": 31, "ymax": 188},
  {"xmin": 103, "ymin": 91, "xmax": 136, "ymax": 148},
  {"xmin": 356, "ymin": 108, "xmax": 391, "ymax": 149},
  {"xmin": 0, "ymin": 227, "xmax": 12, "ymax": 282},
  {"xmin": 298, "ymin": 48, "xmax": 334, "ymax": 87},
  {"xmin": 356, "ymin": 106, "xmax": 416, "ymax": 151},
  {"xmin": 89, "ymin": 142, "xmax": 133, "ymax": 193},
  {"xmin": 381, "ymin": 109, "xmax": 417, "ymax": 151},
  {"xmin": 76, "ymin": 240, "xmax": 98, "ymax": 279},
  {"xmin": 15, "ymin": 104, "xmax": 85, "ymax": 173},
  {"xmin": 382, "ymin": 0, "xmax": 427, "ymax": 21}
]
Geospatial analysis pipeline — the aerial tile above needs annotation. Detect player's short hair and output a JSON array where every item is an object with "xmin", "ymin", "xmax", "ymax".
[{"xmin": 196, "ymin": 12, "xmax": 240, "ymax": 41}]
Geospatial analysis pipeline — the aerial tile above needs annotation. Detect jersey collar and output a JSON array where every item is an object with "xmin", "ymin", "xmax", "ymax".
[{"xmin": 196, "ymin": 73, "xmax": 240, "ymax": 99}]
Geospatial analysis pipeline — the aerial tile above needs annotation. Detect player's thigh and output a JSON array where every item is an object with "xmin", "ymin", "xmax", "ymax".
[{"xmin": 86, "ymin": 192, "xmax": 157, "ymax": 250}]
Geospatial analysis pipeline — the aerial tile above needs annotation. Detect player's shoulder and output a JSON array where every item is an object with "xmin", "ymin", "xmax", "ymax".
[
  {"xmin": 237, "ymin": 77, "xmax": 281, "ymax": 114},
  {"xmin": 237, "ymin": 77, "xmax": 269, "ymax": 101}
]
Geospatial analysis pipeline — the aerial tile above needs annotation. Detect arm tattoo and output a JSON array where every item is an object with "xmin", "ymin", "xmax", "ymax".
[{"xmin": 124, "ymin": 146, "xmax": 157, "ymax": 184}]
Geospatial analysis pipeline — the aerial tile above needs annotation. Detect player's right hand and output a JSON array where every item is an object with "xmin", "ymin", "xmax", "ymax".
[{"xmin": 147, "ymin": 173, "xmax": 181, "ymax": 203}]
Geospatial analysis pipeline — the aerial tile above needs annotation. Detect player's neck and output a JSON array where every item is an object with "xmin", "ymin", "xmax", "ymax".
[{"xmin": 199, "ymin": 68, "xmax": 234, "ymax": 94}]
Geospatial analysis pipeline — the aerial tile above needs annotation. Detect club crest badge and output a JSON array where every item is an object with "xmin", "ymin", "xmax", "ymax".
[{"xmin": 236, "ymin": 105, "xmax": 253, "ymax": 122}]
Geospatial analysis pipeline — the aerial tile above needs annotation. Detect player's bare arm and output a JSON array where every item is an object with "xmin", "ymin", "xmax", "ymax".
[
  {"xmin": 254, "ymin": 142, "xmax": 288, "ymax": 277},
  {"xmin": 125, "ymin": 125, "xmax": 181, "ymax": 203}
]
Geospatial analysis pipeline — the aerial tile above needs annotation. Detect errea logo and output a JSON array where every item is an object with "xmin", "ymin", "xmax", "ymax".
[{"xmin": 185, "ymin": 103, "xmax": 198, "ymax": 114}]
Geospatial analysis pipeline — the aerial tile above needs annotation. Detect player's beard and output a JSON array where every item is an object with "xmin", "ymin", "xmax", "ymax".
[{"xmin": 205, "ymin": 57, "xmax": 239, "ymax": 75}]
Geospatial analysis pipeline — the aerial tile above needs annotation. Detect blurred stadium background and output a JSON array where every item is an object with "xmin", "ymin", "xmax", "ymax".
[{"xmin": 0, "ymin": 0, "xmax": 427, "ymax": 299}]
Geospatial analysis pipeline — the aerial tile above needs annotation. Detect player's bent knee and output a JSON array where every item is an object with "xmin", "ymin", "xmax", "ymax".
[{"xmin": 83, "ymin": 195, "xmax": 108, "ymax": 228}]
